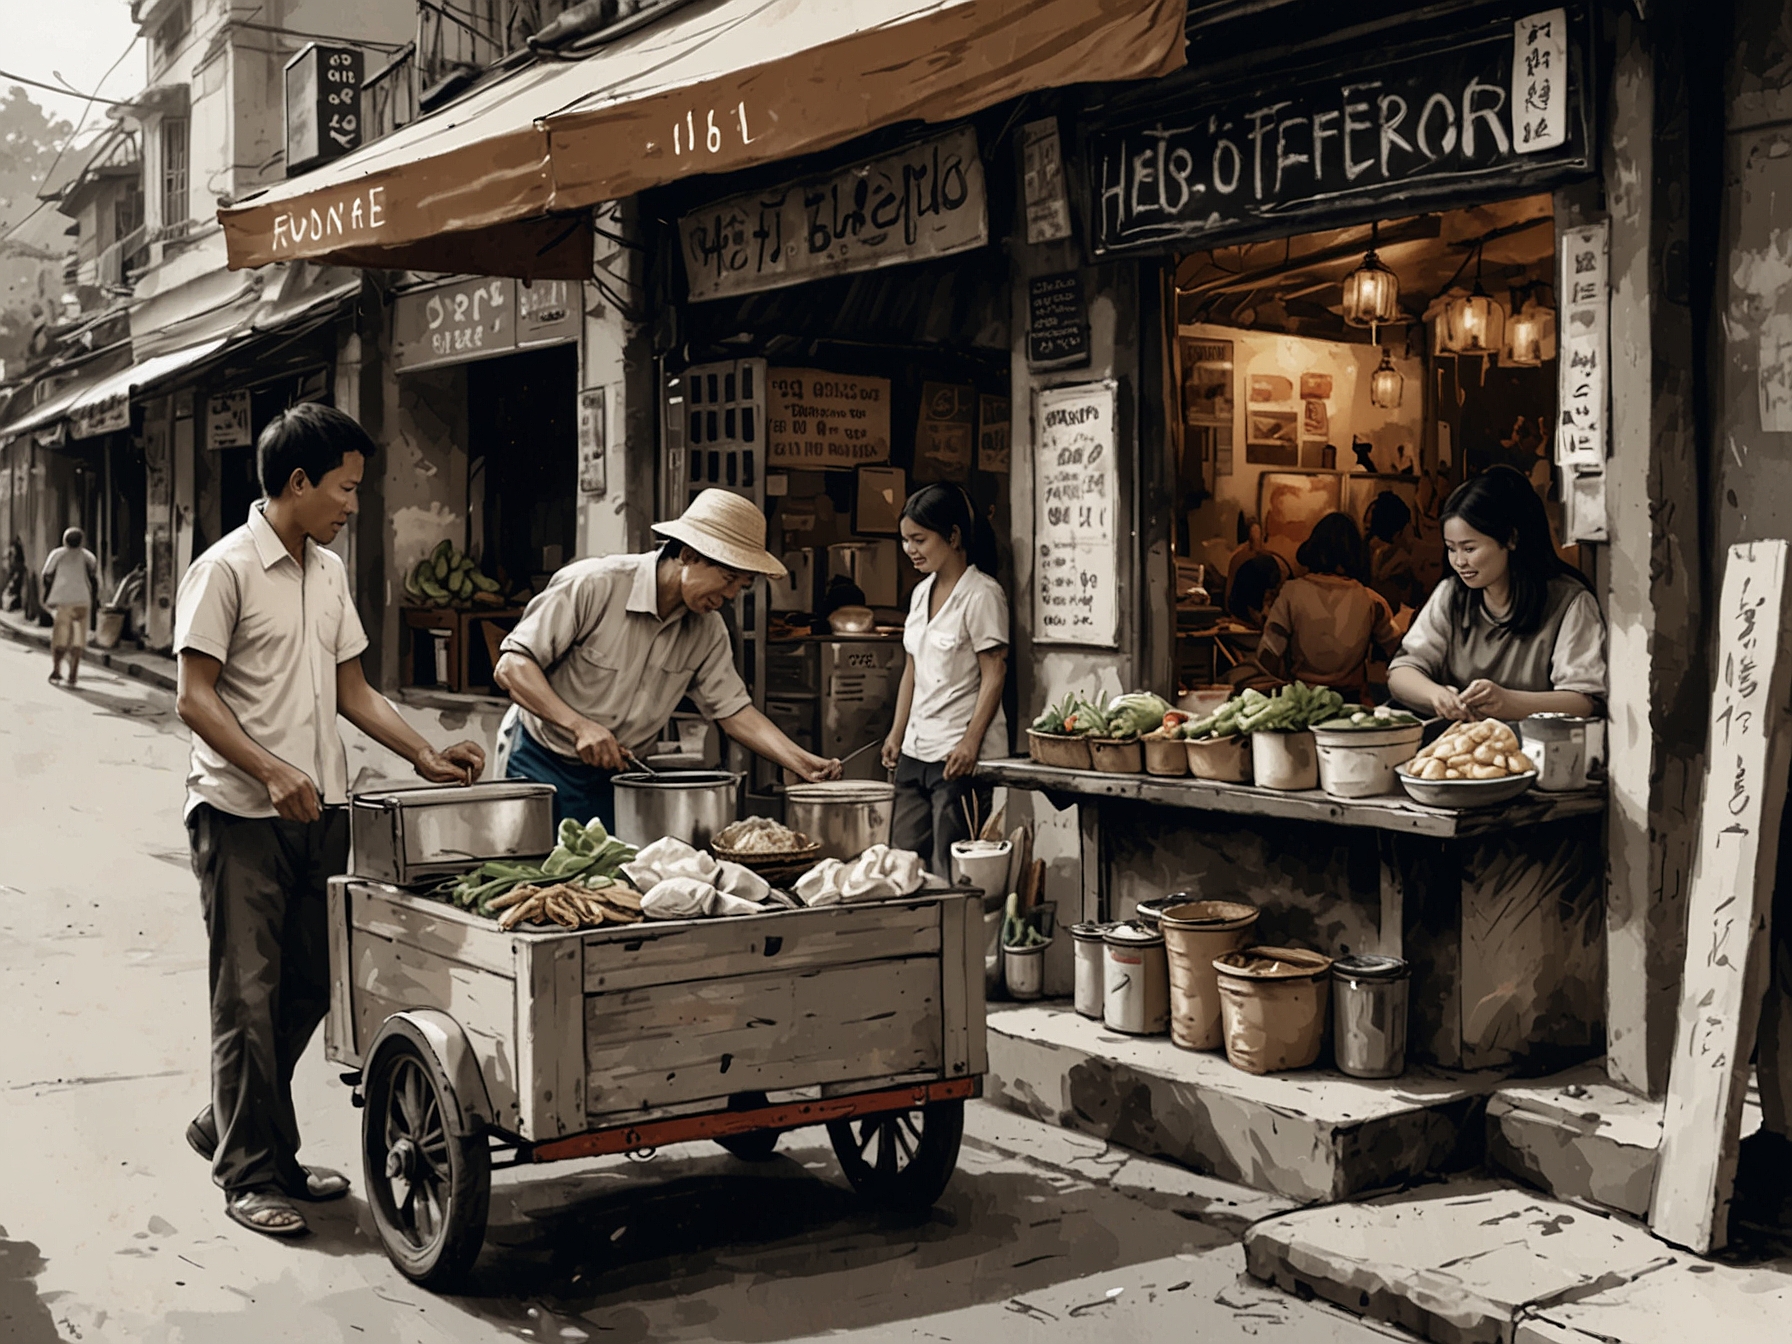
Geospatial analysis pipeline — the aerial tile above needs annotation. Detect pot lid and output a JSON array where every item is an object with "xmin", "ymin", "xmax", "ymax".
[
  {"xmin": 1332, "ymin": 954, "xmax": 1409, "ymax": 980},
  {"xmin": 612, "ymin": 770, "xmax": 740, "ymax": 788},
  {"xmin": 1071, "ymin": 921, "xmax": 1116, "ymax": 941},
  {"xmin": 1213, "ymin": 945, "xmax": 1332, "ymax": 978},
  {"xmin": 785, "ymin": 781, "xmax": 896, "ymax": 803},
  {"xmin": 1104, "ymin": 921, "xmax": 1164, "ymax": 948}
]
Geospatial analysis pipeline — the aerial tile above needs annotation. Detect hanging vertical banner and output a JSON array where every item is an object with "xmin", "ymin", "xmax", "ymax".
[
  {"xmin": 914, "ymin": 382, "xmax": 976, "ymax": 483},
  {"xmin": 1020, "ymin": 117, "xmax": 1073, "ymax": 245},
  {"xmin": 1556, "ymin": 220, "xmax": 1608, "ymax": 471},
  {"xmin": 1513, "ymin": 9, "xmax": 1568, "ymax": 153},
  {"xmin": 577, "ymin": 387, "xmax": 607, "ymax": 495},
  {"xmin": 978, "ymin": 394, "xmax": 1011, "ymax": 473},
  {"xmin": 1034, "ymin": 381, "xmax": 1119, "ymax": 648}
]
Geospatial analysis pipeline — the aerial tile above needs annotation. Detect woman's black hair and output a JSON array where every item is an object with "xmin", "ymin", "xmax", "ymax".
[
  {"xmin": 1365, "ymin": 491, "xmax": 1412, "ymax": 543},
  {"xmin": 1295, "ymin": 512, "xmax": 1368, "ymax": 583},
  {"xmin": 901, "ymin": 482, "xmax": 998, "ymax": 576},
  {"xmin": 1439, "ymin": 464, "xmax": 1591, "ymax": 636},
  {"xmin": 1227, "ymin": 553, "xmax": 1283, "ymax": 622}
]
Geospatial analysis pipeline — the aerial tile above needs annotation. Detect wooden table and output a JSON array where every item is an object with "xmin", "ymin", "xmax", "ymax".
[{"xmin": 979, "ymin": 758, "xmax": 1607, "ymax": 1072}]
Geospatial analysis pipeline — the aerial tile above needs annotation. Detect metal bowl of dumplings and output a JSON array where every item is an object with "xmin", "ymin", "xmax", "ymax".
[{"xmin": 1394, "ymin": 769, "xmax": 1538, "ymax": 809}]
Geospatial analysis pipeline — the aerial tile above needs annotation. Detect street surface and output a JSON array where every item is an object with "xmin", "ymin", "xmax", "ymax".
[{"xmin": 0, "ymin": 635, "xmax": 1402, "ymax": 1343}]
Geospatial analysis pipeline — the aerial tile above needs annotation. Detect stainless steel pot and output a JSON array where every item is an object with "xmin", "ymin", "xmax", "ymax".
[
  {"xmin": 611, "ymin": 770, "xmax": 740, "ymax": 849},
  {"xmin": 784, "ymin": 781, "xmax": 895, "ymax": 861},
  {"xmin": 349, "ymin": 781, "xmax": 557, "ymax": 885}
]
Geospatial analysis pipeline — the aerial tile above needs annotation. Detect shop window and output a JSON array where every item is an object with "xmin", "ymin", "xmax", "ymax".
[
  {"xmin": 152, "ymin": 0, "xmax": 190, "ymax": 73},
  {"xmin": 160, "ymin": 118, "xmax": 190, "ymax": 240},
  {"xmin": 1164, "ymin": 193, "xmax": 1563, "ymax": 699}
]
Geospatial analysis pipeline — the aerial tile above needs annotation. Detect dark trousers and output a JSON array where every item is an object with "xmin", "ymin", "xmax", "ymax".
[
  {"xmin": 187, "ymin": 802, "xmax": 348, "ymax": 1194},
  {"xmin": 504, "ymin": 719, "xmax": 618, "ymax": 832},
  {"xmin": 892, "ymin": 754, "xmax": 992, "ymax": 879}
]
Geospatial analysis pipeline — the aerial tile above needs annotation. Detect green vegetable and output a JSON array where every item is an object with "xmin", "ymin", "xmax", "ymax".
[
  {"xmin": 1104, "ymin": 692, "xmax": 1174, "ymax": 741},
  {"xmin": 1236, "ymin": 682, "xmax": 1348, "ymax": 734},
  {"xmin": 444, "ymin": 817, "xmax": 637, "ymax": 916}
]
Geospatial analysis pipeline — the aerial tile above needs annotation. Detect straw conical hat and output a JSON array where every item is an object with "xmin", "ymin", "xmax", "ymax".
[{"xmin": 652, "ymin": 489, "xmax": 786, "ymax": 578}]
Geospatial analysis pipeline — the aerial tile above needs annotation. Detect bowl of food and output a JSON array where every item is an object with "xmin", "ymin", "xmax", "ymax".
[
  {"xmin": 712, "ymin": 815, "xmax": 824, "ymax": 877},
  {"xmin": 1396, "ymin": 719, "xmax": 1538, "ymax": 808}
]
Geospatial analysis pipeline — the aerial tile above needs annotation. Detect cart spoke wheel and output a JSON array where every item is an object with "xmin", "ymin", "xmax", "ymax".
[
  {"xmin": 828, "ymin": 1099, "xmax": 965, "ymax": 1218},
  {"xmin": 363, "ymin": 1026, "xmax": 491, "ymax": 1290}
]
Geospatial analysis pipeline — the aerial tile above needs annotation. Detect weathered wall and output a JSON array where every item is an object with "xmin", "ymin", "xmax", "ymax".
[
  {"xmin": 1596, "ymin": 9, "xmax": 1711, "ymax": 1098},
  {"xmin": 578, "ymin": 211, "xmax": 656, "ymax": 561}
]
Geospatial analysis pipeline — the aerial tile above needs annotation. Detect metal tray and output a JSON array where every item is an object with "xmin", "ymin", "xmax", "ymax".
[{"xmin": 349, "ymin": 781, "xmax": 556, "ymax": 885}]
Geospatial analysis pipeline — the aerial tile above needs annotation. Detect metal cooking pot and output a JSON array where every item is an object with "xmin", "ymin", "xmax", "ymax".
[
  {"xmin": 611, "ymin": 771, "xmax": 740, "ymax": 849},
  {"xmin": 784, "ymin": 780, "xmax": 894, "ymax": 861}
]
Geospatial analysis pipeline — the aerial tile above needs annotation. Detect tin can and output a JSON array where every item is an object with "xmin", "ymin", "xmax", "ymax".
[
  {"xmin": 1071, "ymin": 922, "xmax": 1114, "ymax": 1018},
  {"xmin": 1520, "ymin": 714, "xmax": 1601, "ymax": 792},
  {"xmin": 1103, "ymin": 922, "xmax": 1170, "ymax": 1035},
  {"xmin": 1331, "ymin": 954, "xmax": 1410, "ymax": 1078}
]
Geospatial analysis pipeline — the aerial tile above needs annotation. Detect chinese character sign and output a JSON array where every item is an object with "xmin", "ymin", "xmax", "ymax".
[
  {"xmin": 1556, "ymin": 220, "xmax": 1609, "ymax": 471},
  {"xmin": 1513, "ymin": 9, "xmax": 1567, "ymax": 153}
]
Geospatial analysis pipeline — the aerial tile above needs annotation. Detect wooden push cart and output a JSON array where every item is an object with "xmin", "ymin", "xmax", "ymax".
[{"xmin": 325, "ymin": 878, "xmax": 988, "ymax": 1288}]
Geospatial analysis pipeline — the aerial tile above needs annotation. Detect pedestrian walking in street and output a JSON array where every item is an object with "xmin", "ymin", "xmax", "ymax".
[
  {"xmin": 42, "ymin": 527, "xmax": 98, "ymax": 687},
  {"xmin": 174, "ymin": 403, "xmax": 487, "ymax": 1240}
]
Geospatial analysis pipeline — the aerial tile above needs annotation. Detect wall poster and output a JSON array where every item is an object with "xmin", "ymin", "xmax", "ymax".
[
  {"xmin": 914, "ymin": 382, "xmax": 976, "ymax": 483},
  {"xmin": 765, "ymin": 369, "xmax": 891, "ymax": 469},
  {"xmin": 1034, "ymin": 381, "xmax": 1119, "ymax": 648},
  {"xmin": 577, "ymin": 387, "xmax": 607, "ymax": 495}
]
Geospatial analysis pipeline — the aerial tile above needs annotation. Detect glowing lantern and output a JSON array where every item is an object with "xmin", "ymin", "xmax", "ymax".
[
  {"xmin": 1341, "ymin": 223, "xmax": 1401, "ymax": 331},
  {"xmin": 1369, "ymin": 348, "xmax": 1404, "ymax": 409}
]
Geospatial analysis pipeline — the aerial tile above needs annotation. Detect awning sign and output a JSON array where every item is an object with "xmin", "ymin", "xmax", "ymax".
[
  {"xmin": 72, "ymin": 393, "xmax": 129, "ymax": 440},
  {"xmin": 679, "ymin": 127, "xmax": 989, "ymax": 302},
  {"xmin": 393, "ymin": 277, "xmax": 579, "ymax": 373},
  {"xmin": 517, "ymin": 279, "xmax": 581, "ymax": 349},
  {"xmin": 1090, "ymin": 5, "xmax": 1591, "ymax": 255}
]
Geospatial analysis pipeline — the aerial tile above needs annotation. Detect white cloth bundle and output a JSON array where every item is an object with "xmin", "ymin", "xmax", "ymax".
[
  {"xmin": 626, "ymin": 837, "xmax": 772, "ymax": 919},
  {"xmin": 795, "ymin": 844, "xmax": 927, "ymax": 907}
]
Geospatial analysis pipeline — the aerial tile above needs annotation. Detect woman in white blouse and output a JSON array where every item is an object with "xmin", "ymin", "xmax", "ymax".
[
  {"xmin": 1387, "ymin": 466, "xmax": 1605, "ymax": 722},
  {"xmin": 881, "ymin": 484, "xmax": 1009, "ymax": 875}
]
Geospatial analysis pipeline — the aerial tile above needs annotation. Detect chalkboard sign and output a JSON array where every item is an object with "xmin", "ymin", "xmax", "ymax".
[
  {"xmin": 1028, "ymin": 273, "xmax": 1091, "ymax": 370},
  {"xmin": 1089, "ymin": 5, "xmax": 1591, "ymax": 255},
  {"xmin": 1034, "ymin": 382, "xmax": 1119, "ymax": 648}
]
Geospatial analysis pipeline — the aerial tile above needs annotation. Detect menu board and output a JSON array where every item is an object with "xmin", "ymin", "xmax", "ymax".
[
  {"xmin": 1034, "ymin": 381, "xmax": 1119, "ymax": 648},
  {"xmin": 1027, "ymin": 273, "xmax": 1091, "ymax": 369},
  {"xmin": 765, "ymin": 369, "xmax": 891, "ymax": 468}
]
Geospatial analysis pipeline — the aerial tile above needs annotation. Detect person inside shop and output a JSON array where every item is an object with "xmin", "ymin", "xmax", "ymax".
[
  {"xmin": 1387, "ymin": 464, "xmax": 1605, "ymax": 722},
  {"xmin": 1365, "ymin": 491, "xmax": 1425, "ymax": 615},
  {"xmin": 881, "ymin": 484, "xmax": 1008, "ymax": 877},
  {"xmin": 1251, "ymin": 511, "xmax": 1400, "ymax": 702},
  {"xmin": 1225, "ymin": 553, "xmax": 1284, "ymax": 628},
  {"xmin": 495, "ymin": 488, "xmax": 843, "ymax": 829},
  {"xmin": 175, "ymin": 403, "xmax": 487, "ymax": 1240},
  {"xmin": 1225, "ymin": 516, "xmax": 1290, "ymax": 591}
]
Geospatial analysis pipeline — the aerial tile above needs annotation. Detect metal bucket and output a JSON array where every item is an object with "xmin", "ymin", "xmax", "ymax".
[
  {"xmin": 1071, "ymin": 922, "xmax": 1114, "ymax": 1018},
  {"xmin": 611, "ymin": 771, "xmax": 740, "ymax": 849},
  {"xmin": 784, "ymin": 781, "xmax": 895, "ymax": 861},
  {"xmin": 1103, "ymin": 922, "xmax": 1170, "ymax": 1035},
  {"xmin": 1331, "ymin": 954, "xmax": 1409, "ymax": 1078}
]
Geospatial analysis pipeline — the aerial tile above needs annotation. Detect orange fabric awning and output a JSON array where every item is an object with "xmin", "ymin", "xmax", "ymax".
[{"xmin": 219, "ymin": 0, "xmax": 1186, "ymax": 280}]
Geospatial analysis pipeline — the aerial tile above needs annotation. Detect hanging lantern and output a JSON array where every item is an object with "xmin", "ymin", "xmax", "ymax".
[
  {"xmin": 1369, "ymin": 348, "xmax": 1404, "ymax": 409},
  {"xmin": 1341, "ymin": 223, "xmax": 1402, "ymax": 330},
  {"xmin": 1504, "ymin": 298, "xmax": 1554, "ymax": 366},
  {"xmin": 1441, "ymin": 242, "xmax": 1505, "ymax": 355}
]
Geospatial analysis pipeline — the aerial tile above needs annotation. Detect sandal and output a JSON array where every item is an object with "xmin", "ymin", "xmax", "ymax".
[
  {"xmin": 225, "ymin": 1188, "xmax": 309, "ymax": 1238},
  {"xmin": 289, "ymin": 1166, "xmax": 351, "ymax": 1202}
]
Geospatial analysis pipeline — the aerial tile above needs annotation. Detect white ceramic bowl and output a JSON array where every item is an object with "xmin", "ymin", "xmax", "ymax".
[{"xmin": 1395, "ymin": 769, "xmax": 1538, "ymax": 809}]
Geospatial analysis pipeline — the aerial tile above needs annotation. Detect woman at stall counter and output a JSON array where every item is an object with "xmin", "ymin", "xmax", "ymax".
[
  {"xmin": 1252, "ymin": 511, "xmax": 1401, "ymax": 702},
  {"xmin": 494, "ymin": 489, "xmax": 842, "ymax": 830},
  {"xmin": 881, "ymin": 485, "xmax": 1008, "ymax": 877},
  {"xmin": 1387, "ymin": 465, "xmax": 1605, "ymax": 722}
]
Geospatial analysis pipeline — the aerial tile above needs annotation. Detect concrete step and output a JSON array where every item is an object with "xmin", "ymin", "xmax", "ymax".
[
  {"xmin": 986, "ymin": 1001, "xmax": 1508, "ymax": 1203},
  {"xmin": 1243, "ymin": 1179, "xmax": 1679, "ymax": 1344},
  {"xmin": 1484, "ymin": 1066, "xmax": 1662, "ymax": 1218},
  {"xmin": 1516, "ymin": 1254, "xmax": 1792, "ymax": 1344}
]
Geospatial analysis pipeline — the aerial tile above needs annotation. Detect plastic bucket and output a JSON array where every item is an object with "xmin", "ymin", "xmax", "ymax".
[
  {"xmin": 1251, "ymin": 732, "xmax": 1318, "ymax": 791},
  {"xmin": 1214, "ymin": 945, "xmax": 1333, "ymax": 1074},
  {"xmin": 1161, "ymin": 901, "xmax": 1261, "ymax": 1050},
  {"xmin": 1312, "ymin": 724, "xmax": 1426, "ymax": 799},
  {"xmin": 1186, "ymin": 734, "xmax": 1252, "ymax": 782}
]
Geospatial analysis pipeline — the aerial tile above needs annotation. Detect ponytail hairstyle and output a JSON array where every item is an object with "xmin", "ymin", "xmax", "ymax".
[
  {"xmin": 901, "ymin": 482, "xmax": 999, "ymax": 577},
  {"xmin": 1439, "ymin": 464, "xmax": 1590, "ymax": 637}
]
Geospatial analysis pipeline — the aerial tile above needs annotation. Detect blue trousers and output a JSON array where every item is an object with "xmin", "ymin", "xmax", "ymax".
[{"xmin": 503, "ymin": 721, "xmax": 618, "ymax": 833}]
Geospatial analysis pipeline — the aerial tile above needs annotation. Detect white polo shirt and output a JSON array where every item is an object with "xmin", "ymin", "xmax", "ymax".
[
  {"xmin": 174, "ymin": 503, "xmax": 370, "ymax": 819},
  {"xmin": 901, "ymin": 566, "xmax": 1009, "ymax": 763}
]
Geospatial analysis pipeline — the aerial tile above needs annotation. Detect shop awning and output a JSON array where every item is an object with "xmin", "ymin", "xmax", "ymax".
[
  {"xmin": 67, "ymin": 339, "xmax": 232, "ymax": 440},
  {"xmin": 218, "ymin": 0, "xmax": 1187, "ymax": 280},
  {"xmin": 0, "ymin": 352, "xmax": 132, "ymax": 439}
]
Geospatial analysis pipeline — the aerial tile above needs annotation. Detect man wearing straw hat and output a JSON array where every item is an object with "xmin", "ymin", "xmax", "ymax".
[{"xmin": 495, "ymin": 488, "xmax": 842, "ymax": 827}]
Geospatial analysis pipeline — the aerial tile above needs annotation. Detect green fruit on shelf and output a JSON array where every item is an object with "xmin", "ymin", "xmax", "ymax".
[
  {"xmin": 432, "ymin": 539, "xmax": 453, "ymax": 563},
  {"xmin": 470, "ymin": 571, "xmax": 500, "ymax": 594},
  {"xmin": 419, "ymin": 575, "xmax": 449, "ymax": 601},
  {"xmin": 433, "ymin": 555, "xmax": 449, "ymax": 581}
]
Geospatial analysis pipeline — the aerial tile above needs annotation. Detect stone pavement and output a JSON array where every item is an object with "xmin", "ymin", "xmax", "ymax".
[{"xmin": 0, "ymin": 607, "xmax": 176, "ymax": 691}]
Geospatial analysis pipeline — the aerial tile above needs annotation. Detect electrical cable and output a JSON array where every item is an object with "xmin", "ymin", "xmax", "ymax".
[{"xmin": 0, "ymin": 69, "xmax": 132, "ymax": 109}]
